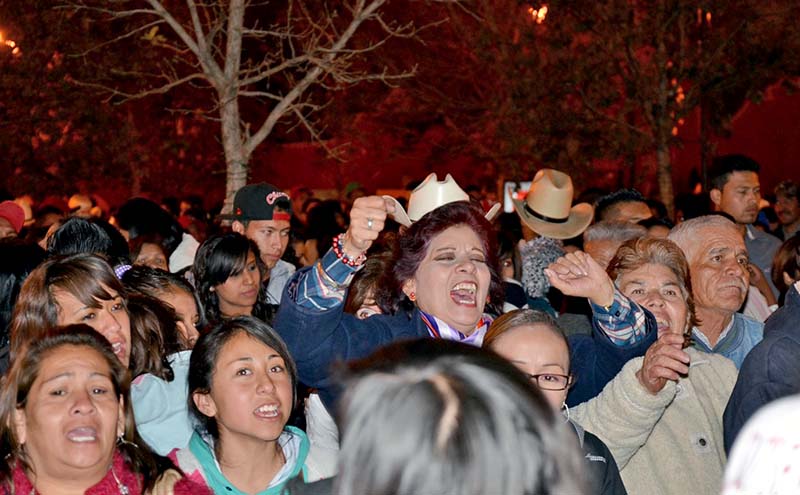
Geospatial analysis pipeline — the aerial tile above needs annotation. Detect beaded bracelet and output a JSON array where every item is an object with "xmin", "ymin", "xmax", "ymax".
[{"xmin": 332, "ymin": 233, "xmax": 367, "ymax": 267}]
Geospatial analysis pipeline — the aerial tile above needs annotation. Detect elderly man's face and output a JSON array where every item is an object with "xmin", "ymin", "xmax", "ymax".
[{"xmin": 687, "ymin": 225, "xmax": 749, "ymax": 314}]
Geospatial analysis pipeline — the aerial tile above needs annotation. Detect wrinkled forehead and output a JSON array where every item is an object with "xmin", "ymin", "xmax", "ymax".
[{"xmin": 690, "ymin": 225, "xmax": 747, "ymax": 258}]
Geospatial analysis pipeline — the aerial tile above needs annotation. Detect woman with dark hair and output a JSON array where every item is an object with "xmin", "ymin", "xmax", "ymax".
[
  {"xmin": 0, "ymin": 325, "xmax": 205, "ymax": 495},
  {"xmin": 334, "ymin": 338, "xmax": 586, "ymax": 495},
  {"xmin": 546, "ymin": 238, "xmax": 737, "ymax": 495},
  {"xmin": 770, "ymin": 234, "xmax": 800, "ymax": 304},
  {"xmin": 0, "ymin": 238, "xmax": 46, "ymax": 373},
  {"xmin": 485, "ymin": 309, "xmax": 627, "ymax": 495},
  {"xmin": 275, "ymin": 196, "xmax": 504, "ymax": 411},
  {"xmin": 193, "ymin": 233, "xmax": 273, "ymax": 324},
  {"xmin": 123, "ymin": 265, "xmax": 204, "ymax": 349},
  {"xmin": 129, "ymin": 233, "xmax": 170, "ymax": 271},
  {"xmin": 11, "ymin": 253, "xmax": 132, "ymax": 366},
  {"xmin": 126, "ymin": 294, "xmax": 194, "ymax": 456},
  {"xmin": 170, "ymin": 316, "xmax": 311, "ymax": 494}
]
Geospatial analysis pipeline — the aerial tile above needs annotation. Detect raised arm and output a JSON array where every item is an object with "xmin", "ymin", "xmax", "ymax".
[
  {"xmin": 292, "ymin": 196, "xmax": 394, "ymax": 309},
  {"xmin": 546, "ymin": 251, "xmax": 650, "ymax": 346}
]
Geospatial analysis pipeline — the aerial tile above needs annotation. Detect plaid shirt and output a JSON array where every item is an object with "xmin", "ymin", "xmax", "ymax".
[
  {"xmin": 590, "ymin": 287, "xmax": 648, "ymax": 346},
  {"xmin": 292, "ymin": 248, "xmax": 360, "ymax": 310}
]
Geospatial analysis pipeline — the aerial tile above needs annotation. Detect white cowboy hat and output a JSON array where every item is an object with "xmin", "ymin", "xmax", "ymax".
[
  {"xmin": 512, "ymin": 169, "xmax": 593, "ymax": 239},
  {"xmin": 383, "ymin": 173, "xmax": 501, "ymax": 227}
]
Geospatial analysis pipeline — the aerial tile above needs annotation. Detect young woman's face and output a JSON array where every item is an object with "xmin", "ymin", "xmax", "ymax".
[
  {"xmin": 193, "ymin": 332, "xmax": 293, "ymax": 448},
  {"xmin": 214, "ymin": 251, "xmax": 261, "ymax": 318},
  {"xmin": 161, "ymin": 288, "xmax": 200, "ymax": 349},
  {"xmin": 490, "ymin": 324, "xmax": 571, "ymax": 412},
  {"xmin": 403, "ymin": 225, "xmax": 492, "ymax": 335},
  {"xmin": 14, "ymin": 345, "xmax": 124, "ymax": 483},
  {"xmin": 54, "ymin": 286, "xmax": 131, "ymax": 367}
]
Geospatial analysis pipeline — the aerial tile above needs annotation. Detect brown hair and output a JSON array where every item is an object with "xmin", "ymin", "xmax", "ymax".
[
  {"xmin": 484, "ymin": 309, "xmax": 572, "ymax": 373},
  {"xmin": 127, "ymin": 293, "xmax": 183, "ymax": 380},
  {"xmin": 771, "ymin": 235, "xmax": 800, "ymax": 300},
  {"xmin": 10, "ymin": 254, "xmax": 126, "ymax": 360},
  {"xmin": 607, "ymin": 237, "xmax": 697, "ymax": 336},
  {"xmin": 0, "ymin": 325, "xmax": 171, "ymax": 491}
]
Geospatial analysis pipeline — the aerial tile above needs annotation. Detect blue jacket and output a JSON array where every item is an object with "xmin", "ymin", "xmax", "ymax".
[
  {"xmin": 566, "ymin": 311, "xmax": 658, "ymax": 407},
  {"xmin": 723, "ymin": 285, "xmax": 800, "ymax": 453},
  {"xmin": 691, "ymin": 313, "xmax": 763, "ymax": 369},
  {"xmin": 274, "ymin": 270, "xmax": 428, "ymax": 409}
]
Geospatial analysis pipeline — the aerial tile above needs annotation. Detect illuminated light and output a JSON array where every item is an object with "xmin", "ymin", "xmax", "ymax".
[
  {"xmin": 11, "ymin": 47, "xmax": 19, "ymax": 56},
  {"xmin": 706, "ymin": 12, "xmax": 712, "ymax": 23},
  {"xmin": 528, "ymin": 4, "xmax": 548, "ymax": 24},
  {"xmin": 678, "ymin": 118, "xmax": 685, "ymax": 125},
  {"xmin": 671, "ymin": 126, "xmax": 679, "ymax": 136},
  {"xmin": 5, "ymin": 40, "xmax": 15, "ymax": 48},
  {"xmin": 0, "ymin": 32, "xmax": 3, "ymax": 42}
]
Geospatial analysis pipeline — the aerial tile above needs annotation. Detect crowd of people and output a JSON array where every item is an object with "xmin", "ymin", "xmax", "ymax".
[{"xmin": 0, "ymin": 153, "xmax": 798, "ymax": 494}]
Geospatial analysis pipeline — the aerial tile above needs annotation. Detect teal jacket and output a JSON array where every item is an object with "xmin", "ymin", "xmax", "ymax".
[{"xmin": 169, "ymin": 427, "xmax": 310, "ymax": 495}]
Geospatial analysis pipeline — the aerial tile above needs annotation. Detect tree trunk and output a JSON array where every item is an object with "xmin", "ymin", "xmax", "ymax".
[
  {"xmin": 219, "ymin": 89, "xmax": 248, "ymax": 215},
  {"xmin": 656, "ymin": 140, "xmax": 674, "ymax": 219}
]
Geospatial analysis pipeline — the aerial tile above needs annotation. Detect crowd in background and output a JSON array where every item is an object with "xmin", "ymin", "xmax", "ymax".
[{"xmin": 0, "ymin": 153, "xmax": 798, "ymax": 494}]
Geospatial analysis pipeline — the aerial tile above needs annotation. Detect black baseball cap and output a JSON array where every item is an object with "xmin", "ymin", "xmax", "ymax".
[{"xmin": 230, "ymin": 183, "xmax": 292, "ymax": 222}]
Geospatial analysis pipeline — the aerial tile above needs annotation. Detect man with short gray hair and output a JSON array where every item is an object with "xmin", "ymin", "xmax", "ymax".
[
  {"xmin": 583, "ymin": 221, "xmax": 647, "ymax": 269},
  {"xmin": 668, "ymin": 215, "xmax": 763, "ymax": 367}
]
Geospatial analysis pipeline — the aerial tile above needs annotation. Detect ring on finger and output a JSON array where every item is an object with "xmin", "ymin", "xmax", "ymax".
[{"xmin": 367, "ymin": 217, "xmax": 373, "ymax": 230}]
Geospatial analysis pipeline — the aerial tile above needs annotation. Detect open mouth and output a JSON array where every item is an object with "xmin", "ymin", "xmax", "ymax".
[
  {"xmin": 111, "ymin": 342, "xmax": 125, "ymax": 360},
  {"xmin": 450, "ymin": 281, "xmax": 478, "ymax": 307},
  {"xmin": 253, "ymin": 403, "xmax": 280, "ymax": 419},
  {"xmin": 66, "ymin": 427, "xmax": 98, "ymax": 443}
]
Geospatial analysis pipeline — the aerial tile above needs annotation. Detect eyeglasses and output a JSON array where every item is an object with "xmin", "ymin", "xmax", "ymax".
[{"xmin": 526, "ymin": 373, "xmax": 572, "ymax": 391}]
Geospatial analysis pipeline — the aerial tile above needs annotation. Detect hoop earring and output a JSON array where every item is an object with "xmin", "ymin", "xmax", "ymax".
[
  {"xmin": 117, "ymin": 435, "xmax": 139, "ymax": 450},
  {"xmin": 561, "ymin": 401, "xmax": 570, "ymax": 423}
]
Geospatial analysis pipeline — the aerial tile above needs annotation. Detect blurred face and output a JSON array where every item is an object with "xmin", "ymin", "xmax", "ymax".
[
  {"xmin": 241, "ymin": 219, "xmax": 291, "ymax": 271},
  {"xmin": 500, "ymin": 255, "xmax": 515, "ymax": 279},
  {"xmin": 134, "ymin": 243, "xmax": 168, "ymax": 271},
  {"xmin": 403, "ymin": 225, "xmax": 491, "ymax": 335},
  {"xmin": 162, "ymin": 288, "xmax": 200, "ymax": 349},
  {"xmin": 713, "ymin": 171, "xmax": 761, "ymax": 224},
  {"xmin": 775, "ymin": 194, "xmax": 800, "ymax": 227},
  {"xmin": 687, "ymin": 225, "xmax": 749, "ymax": 315},
  {"xmin": 0, "ymin": 217, "xmax": 17, "ymax": 239},
  {"xmin": 618, "ymin": 263, "xmax": 688, "ymax": 337},
  {"xmin": 14, "ymin": 346, "xmax": 124, "ymax": 484},
  {"xmin": 646, "ymin": 225, "xmax": 671, "ymax": 239},
  {"xmin": 54, "ymin": 287, "xmax": 131, "ymax": 367},
  {"xmin": 610, "ymin": 201, "xmax": 652, "ymax": 224},
  {"xmin": 490, "ymin": 324, "xmax": 571, "ymax": 411},
  {"xmin": 584, "ymin": 238, "xmax": 621, "ymax": 269},
  {"xmin": 215, "ymin": 252, "xmax": 261, "ymax": 318},
  {"xmin": 193, "ymin": 333, "xmax": 293, "ymax": 450},
  {"xmin": 355, "ymin": 289, "xmax": 382, "ymax": 320}
]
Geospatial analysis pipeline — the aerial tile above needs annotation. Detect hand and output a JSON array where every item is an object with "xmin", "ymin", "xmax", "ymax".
[
  {"xmin": 544, "ymin": 250, "xmax": 615, "ymax": 307},
  {"xmin": 635, "ymin": 333, "xmax": 690, "ymax": 395},
  {"xmin": 342, "ymin": 196, "xmax": 395, "ymax": 257}
]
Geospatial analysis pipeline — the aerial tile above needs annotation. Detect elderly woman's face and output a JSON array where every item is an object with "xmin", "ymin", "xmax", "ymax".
[
  {"xmin": 13, "ymin": 345, "xmax": 124, "ymax": 482},
  {"xmin": 617, "ymin": 263, "xmax": 688, "ymax": 337},
  {"xmin": 54, "ymin": 286, "xmax": 131, "ymax": 367},
  {"xmin": 403, "ymin": 225, "xmax": 491, "ymax": 335}
]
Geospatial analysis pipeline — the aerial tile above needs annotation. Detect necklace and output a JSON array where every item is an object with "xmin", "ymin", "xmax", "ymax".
[{"xmin": 27, "ymin": 465, "xmax": 130, "ymax": 495}]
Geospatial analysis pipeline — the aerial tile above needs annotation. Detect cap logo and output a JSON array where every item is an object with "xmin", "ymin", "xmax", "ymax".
[{"xmin": 266, "ymin": 192, "xmax": 290, "ymax": 205}]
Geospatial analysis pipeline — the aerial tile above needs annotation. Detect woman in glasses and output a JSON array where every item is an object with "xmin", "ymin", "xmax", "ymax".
[{"xmin": 485, "ymin": 309, "xmax": 627, "ymax": 495}]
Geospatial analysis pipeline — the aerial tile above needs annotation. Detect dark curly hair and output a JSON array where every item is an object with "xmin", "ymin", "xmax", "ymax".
[{"xmin": 374, "ymin": 201, "xmax": 503, "ymax": 315}]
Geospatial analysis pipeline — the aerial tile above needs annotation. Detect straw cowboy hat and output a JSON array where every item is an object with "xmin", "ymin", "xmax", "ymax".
[
  {"xmin": 384, "ymin": 173, "xmax": 501, "ymax": 227},
  {"xmin": 512, "ymin": 169, "xmax": 593, "ymax": 239}
]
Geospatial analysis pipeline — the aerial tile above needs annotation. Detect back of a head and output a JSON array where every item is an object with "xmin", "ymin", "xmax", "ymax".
[
  {"xmin": 46, "ymin": 217, "xmax": 112, "ymax": 259},
  {"xmin": 583, "ymin": 221, "xmax": 647, "ymax": 245},
  {"xmin": 115, "ymin": 198, "xmax": 183, "ymax": 255},
  {"xmin": 335, "ymin": 339, "xmax": 586, "ymax": 495},
  {"xmin": 0, "ymin": 239, "xmax": 46, "ymax": 355}
]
